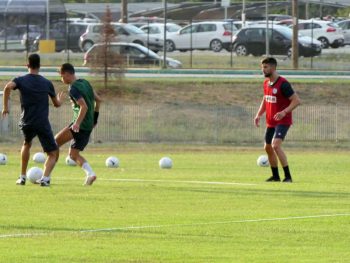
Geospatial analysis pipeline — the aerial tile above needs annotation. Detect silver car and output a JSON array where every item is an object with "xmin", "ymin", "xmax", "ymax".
[
  {"xmin": 337, "ymin": 19, "xmax": 350, "ymax": 45},
  {"xmin": 79, "ymin": 22, "xmax": 163, "ymax": 52}
]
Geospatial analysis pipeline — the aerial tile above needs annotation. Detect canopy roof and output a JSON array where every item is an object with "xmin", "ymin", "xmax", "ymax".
[{"xmin": 0, "ymin": 0, "xmax": 65, "ymax": 14}]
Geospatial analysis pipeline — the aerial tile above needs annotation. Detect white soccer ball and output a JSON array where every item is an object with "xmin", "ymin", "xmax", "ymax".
[
  {"xmin": 159, "ymin": 157, "xmax": 173, "ymax": 169},
  {"xmin": 105, "ymin": 156, "xmax": 119, "ymax": 168},
  {"xmin": 65, "ymin": 156, "xmax": 77, "ymax": 166},
  {"xmin": 0, "ymin": 153, "xmax": 7, "ymax": 165},
  {"xmin": 257, "ymin": 155, "xmax": 269, "ymax": 167},
  {"xmin": 27, "ymin": 167, "xmax": 43, "ymax": 184},
  {"xmin": 33, "ymin": 152, "xmax": 46, "ymax": 163}
]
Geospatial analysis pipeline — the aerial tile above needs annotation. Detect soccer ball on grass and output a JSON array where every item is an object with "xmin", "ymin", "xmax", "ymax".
[
  {"xmin": 0, "ymin": 153, "xmax": 7, "ymax": 165},
  {"xmin": 27, "ymin": 167, "xmax": 43, "ymax": 184},
  {"xmin": 105, "ymin": 156, "xmax": 119, "ymax": 168},
  {"xmin": 159, "ymin": 157, "xmax": 173, "ymax": 169},
  {"xmin": 257, "ymin": 155, "xmax": 269, "ymax": 167},
  {"xmin": 33, "ymin": 152, "xmax": 46, "ymax": 163}
]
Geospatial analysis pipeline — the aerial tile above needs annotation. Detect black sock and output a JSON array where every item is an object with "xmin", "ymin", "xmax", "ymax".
[
  {"xmin": 283, "ymin": 166, "xmax": 291, "ymax": 179},
  {"xmin": 271, "ymin": 167, "xmax": 280, "ymax": 179}
]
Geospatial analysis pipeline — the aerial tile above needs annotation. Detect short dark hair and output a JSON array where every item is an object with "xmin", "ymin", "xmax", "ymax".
[
  {"xmin": 60, "ymin": 63, "xmax": 75, "ymax": 74},
  {"xmin": 261, "ymin": 57, "xmax": 277, "ymax": 67},
  {"xmin": 28, "ymin": 54, "xmax": 40, "ymax": 69}
]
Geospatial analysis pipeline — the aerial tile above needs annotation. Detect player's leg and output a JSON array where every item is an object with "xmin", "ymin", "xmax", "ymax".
[
  {"xmin": 271, "ymin": 125, "xmax": 292, "ymax": 183},
  {"xmin": 17, "ymin": 126, "xmax": 35, "ymax": 185},
  {"xmin": 264, "ymin": 127, "xmax": 280, "ymax": 182},
  {"xmin": 17, "ymin": 141, "xmax": 32, "ymax": 185},
  {"xmin": 69, "ymin": 129, "xmax": 96, "ymax": 186},
  {"xmin": 37, "ymin": 124, "xmax": 59, "ymax": 186},
  {"xmin": 55, "ymin": 126, "xmax": 74, "ymax": 148}
]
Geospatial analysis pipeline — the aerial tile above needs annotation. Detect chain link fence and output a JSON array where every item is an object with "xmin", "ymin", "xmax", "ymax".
[{"xmin": 1, "ymin": 103, "xmax": 350, "ymax": 144}]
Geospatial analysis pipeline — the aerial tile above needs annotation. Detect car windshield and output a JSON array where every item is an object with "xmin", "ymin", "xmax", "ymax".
[
  {"xmin": 327, "ymin": 22, "xmax": 339, "ymax": 28},
  {"xmin": 123, "ymin": 24, "xmax": 145, "ymax": 34},
  {"xmin": 135, "ymin": 44, "xmax": 159, "ymax": 58},
  {"xmin": 166, "ymin": 24, "xmax": 181, "ymax": 32},
  {"xmin": 276, "ymin": 26, "xmax": 303, "ymax": 38}
]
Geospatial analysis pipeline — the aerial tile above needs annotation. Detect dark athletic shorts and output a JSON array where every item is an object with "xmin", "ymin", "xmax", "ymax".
[
  {"xmin": 69, "ymin": 123, "xmax": 92, "ymax": 151},
  {"xmin": 21, "ymin": 123, "xmax": 58, "ymax": 153},
  {"xmin": 265, "ymin": 125, "xmax": 290, "ymax": 144}
]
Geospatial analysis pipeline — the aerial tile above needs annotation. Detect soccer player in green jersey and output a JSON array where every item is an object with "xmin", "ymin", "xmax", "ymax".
[{"xmin": 56, "ymin": 63, "xmax": 102, "ymax": 186}]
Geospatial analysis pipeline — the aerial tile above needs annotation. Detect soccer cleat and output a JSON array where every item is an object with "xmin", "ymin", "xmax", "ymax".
[
  {"xmin": 36, "ymin": 178, "xmax": 50, "ymax": 187},
  {"xmin": 84, "ymin": 175, "xmax": 96, "ymax": 186},
  {"xmin": 283, "ymin": 177, "xmax": 293, "ymax": 183},
  {"xmin": 265, "ymin": 176, "xmax": 281, "ymax": 182},
  {"xmin": 16, "ymin": 177, "xmax": 26, "ymax": 185}
]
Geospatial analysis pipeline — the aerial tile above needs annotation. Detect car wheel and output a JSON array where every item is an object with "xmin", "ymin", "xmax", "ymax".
[
  {"xmin": 82, "ymin": 41, "xmax": 94, "ymax": 52},
  {"xmin": 318, "ymin": 37, "xmax": 329, "ymax": 49},
  {"xmin": 287, "ymin": 47, "xmax": 292, "ymax": 58},
  {"xmin": 330, "ymin": 43, "xmax": 340, "ymax": 48},
  {"xmin": 235, "ymin": 44, "xmax": 248, "ymax": 56},
  {"xmin": 210, "ymin": 39, "xmax": 223, "ymax": 52},
  {"xmin": 166, "ymin": 40, "xmax": 175, "ymax": 52}
]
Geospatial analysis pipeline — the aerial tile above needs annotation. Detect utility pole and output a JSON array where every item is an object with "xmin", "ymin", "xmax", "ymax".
[
  {"xmin": 265, "ymin": 0, "xmax": 269, "ymax": 56},
  {"xmin": 292, "ymin": 0, "xmax": 299, "ymax": 69},
  {"xmin": 121, "ymin": 0, "xmax": 128, "ymax": 23}
]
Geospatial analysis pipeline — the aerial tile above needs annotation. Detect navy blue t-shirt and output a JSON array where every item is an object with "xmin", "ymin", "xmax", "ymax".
[{"xmin": 13, "ymin": 74, "xmax": 56, "ymax": 127}]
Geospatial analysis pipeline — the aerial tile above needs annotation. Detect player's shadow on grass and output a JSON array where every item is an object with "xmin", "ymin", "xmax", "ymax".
[{"xmin": 163, "ymin": 186, "xmax": 350, "ymax": 199}]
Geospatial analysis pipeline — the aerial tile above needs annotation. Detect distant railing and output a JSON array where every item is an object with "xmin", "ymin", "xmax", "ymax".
[{"xmin": 1, "ymin": 103, "xmax": 349, "ymax": 144}]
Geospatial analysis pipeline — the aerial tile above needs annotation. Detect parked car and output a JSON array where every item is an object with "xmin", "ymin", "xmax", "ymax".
[
  {"xmin": 291, "ymin": 20, "xmax": 344, "ymax": 48},
  {"xmin": 165, "ymin": 21, "xmax": 237, "ymax": 52},
  {"xmin": 232, "ymin": 25, "xmax": 322, "ymax": 57},
  {"xmin": 32, "ymin": 22, "xmax": 90, "ymax": 52},
  {"xmin": 79, "ymin": 23, "xmax": 163, "ymax": 52},
  {"xmin": 140, "ymin": 23, "xmax": 181, "ymax": 40},
  {"xmin": 83, "ymin": 42, "xmax": 182, "ymax": 69},
  {"xmin": 0, "ymin": 24, "xmax": 41, "ymax": 51},
  {"xmin": 337, "ymin": 19, "xmax": 350, "ymax": 45}
]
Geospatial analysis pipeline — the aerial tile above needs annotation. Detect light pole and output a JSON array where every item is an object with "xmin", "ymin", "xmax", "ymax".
[
  {"xmin": 163, "ymin": 0, "xmax": 167, "ymax": 69},
  {"xmin": 265, "ymin": 0, "xmax": 269, "ymax": 56},
  {"xmin": 242, "ymin": 0, "xmax": 246, "ymax": 28}
]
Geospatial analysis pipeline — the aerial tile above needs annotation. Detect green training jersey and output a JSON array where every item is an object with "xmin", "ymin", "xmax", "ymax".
[{"xmin": 69, "ymin": 79, "xmax": 95, "ymax": 131}]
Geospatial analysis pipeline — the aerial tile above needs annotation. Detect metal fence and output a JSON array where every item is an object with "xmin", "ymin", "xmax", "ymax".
[{"xmin": 1, "ymin": 103, "xmax": 350, "ymax": 144}]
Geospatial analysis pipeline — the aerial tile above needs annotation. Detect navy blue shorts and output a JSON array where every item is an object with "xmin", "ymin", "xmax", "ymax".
[
  {"xmin": 21, "ymin": 124, "xmax": 58, "ymax": 153},
  {"xmin": 265, "ymin": 125, "xmax": 290, "ymax": 144},
  {"xmin": 69, "ymin": 124, "xmax": 92, "ymax": 151}
]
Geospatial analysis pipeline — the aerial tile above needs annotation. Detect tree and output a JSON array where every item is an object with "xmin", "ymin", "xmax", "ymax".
[{"xmin": 90, "ymin": 5, "xmax": 124, "ymax": 88}]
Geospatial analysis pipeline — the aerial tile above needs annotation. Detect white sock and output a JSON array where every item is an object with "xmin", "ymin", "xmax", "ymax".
[
  {"xmin": 20, "ymin": 174, "xmax": 26, "ymax": 179},
  {"xmin": 82, "ymin": 162, "xmax": 95, "ymax": 177}
]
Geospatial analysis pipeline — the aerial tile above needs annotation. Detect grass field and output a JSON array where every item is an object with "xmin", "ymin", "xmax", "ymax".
[{"xmin": 0, "ymin": 145, "xmax": 349, "ymax": 262}]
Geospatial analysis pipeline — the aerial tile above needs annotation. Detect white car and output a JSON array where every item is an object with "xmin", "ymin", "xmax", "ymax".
[
  {"xmin": 79, "ymin": 22, "xmax": 163, "ymax": 52},
  {"xmin": 337, "ymin": 19, "xmax": 350, "ymax": 45},
  {"xmin": 165, "ymin": 21, "xmax": 237, "ymax": 52},
  {"xmin": 294, "ymin": 20, "xmax": 344, "ymax": 48},
  {"xmin": 140, "ymin": 23, "xmax": 181, "ymax": 40}
]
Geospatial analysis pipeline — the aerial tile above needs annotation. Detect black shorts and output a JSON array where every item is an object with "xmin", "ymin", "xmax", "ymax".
[
  {"xmin": 265, "ymin": 125, "xmax": 290, "ymax": 144},
  {"xmin": 69, "ymin": 124, "xmax": 92, "ymax": 151},
  {"xmin": 21, "ymin": 123, "xmax": 58, "ymax": 153}
]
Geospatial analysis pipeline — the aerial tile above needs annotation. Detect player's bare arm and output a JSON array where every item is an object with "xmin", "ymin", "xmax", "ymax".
[
  {"xmin": 254, "ymin": 97, "xmax": 266, "ymax": 127},
  {"xmin": 72, "ymin": 97, "xmax": 88, "ymax": 132},
  {"xmin": 93, "ymin": 90, "xmax": 102, "ymax": 112},
  {"xmin": 274, "ymin": 93, "xmax": 301, "ymax": 121},
  {"xmin": 2, "ymin": 81, "xmax": 16, "ymax": 118},
  {"xmin": 93, "ymin": 90, "xmax": 102, "ymax": 127},
  {"xmin": 51, "ymin": 91, "xmax": 65, "ymax": 108}
]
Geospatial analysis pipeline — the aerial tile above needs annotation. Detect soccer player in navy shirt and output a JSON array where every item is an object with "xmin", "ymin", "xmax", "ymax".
[
  {"xmin": 2, "ymin": 54, "xmax": 63, "ymax": 186},
  {"xmin": 254, "ymin": 57, "xmax": 301, "ymax": 182}
]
